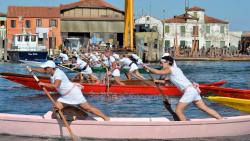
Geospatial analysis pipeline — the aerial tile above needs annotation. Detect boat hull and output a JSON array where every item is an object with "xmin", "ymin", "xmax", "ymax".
[
  {"xmin": 208, "ymin": 96, "xmax": 250, "ymax": 113},
  {"xmin": 202, "ymin": 86, "xmax": 250, "ymax": 99},
  {"xmin": 0, "ymin": 112, "xmax": 250, "ymax": 139},
  {"xmin": 8, "ymin": 50, "xmax": 48, "ymax": 62},
  {"xmin": 0, "ymin": 72, "xmax": 226, "ymax": 96}
]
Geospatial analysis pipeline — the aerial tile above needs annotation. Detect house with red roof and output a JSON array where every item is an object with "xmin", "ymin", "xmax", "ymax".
[
  {"xmin": 6, "ymin": 6, "xmax": 62, "ymax": 49},
  {"xmin": 162, "ymin": 6, "xmax": 229, "ymax": 50}
]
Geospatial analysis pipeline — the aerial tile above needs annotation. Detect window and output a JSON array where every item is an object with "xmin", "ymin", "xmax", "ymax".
[
  {"xmin": 180, "ymin": 40, "xmax": 186, "ymax": 47},
  {"xmin": 220, "ymin": 26, "xmax": 225, "ymax": 34},
  {"xmin": 181, "ymin": 26, "xmax": 185, "ymax": 36},
  {"xmin": 11, "ymin": 20, "xmax": 16, "ymax": 28},
  {"xmin": 38, "ymin": 38, "xmax": 44, "ymax": 45},
  {"xmin": 17, "ymin": 35, "xmax": 22, "ymax": 42},
  {"xmin": 194, "ymin": 12, "xmax": 198, "ymax": 18},
  {"xmin": 0, "ymin": 21, "xmax": 4, "ymax": 26},
  {"xmin": 25, "ymin": 20, "xmax": 30, "ymax": 28},
  {"xmin": 206, "ymin": 41, "xmax": 211, "ymax": 48},
  {"xmin": 165, "ymin": 40, "xmax": 170, "ymax": 48},
  {"xmin": 50, "ymin": 19, "xmax": 57, "ymax": 27},
  {"xmin": 24, "ymin": 35, "xmax": 29, "ymax": 42},
  {"xmin": 146, "ymin": 17, "xmax": 150, "ymax": 21},
  {"xmin": 165, "ymin": 25, "xmax": 170, "ymax": 33},
  {"xmin": 206, "ymin": 26, "xmax": 210, "ymax": 34},
  {"xmin": 31, "ymin": 35, "xmax": 36, "ymax": 42},
  {"xmin": 193, "ymin": 26, "xmax": 199, "ymax": 36},
  {"xmin": 220, "ymin": 41, "xmax": 225, "ymax": 47},
  {"xmin": 36, "ymin": 19, "xmax": 42, "ymax": 27}
]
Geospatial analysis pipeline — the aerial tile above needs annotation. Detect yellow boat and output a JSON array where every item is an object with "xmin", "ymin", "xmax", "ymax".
[{"xmin": 208, "ymin": 96, "xmax": 250, "ymax": 114}]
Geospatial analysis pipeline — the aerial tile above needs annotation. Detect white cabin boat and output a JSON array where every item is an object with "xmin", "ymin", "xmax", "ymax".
[{"xmin": 8, "ymin": 33, "xmax": 48, "ymax": 62}]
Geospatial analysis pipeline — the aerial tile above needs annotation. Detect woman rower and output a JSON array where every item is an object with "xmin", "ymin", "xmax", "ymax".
[
  {"xmin": 28, "ymin": 60, "xmax": 109, "ymax": 121},
  {"xmin": 143, "ymin": 56, "xmax": 223, "ymax": 121}
]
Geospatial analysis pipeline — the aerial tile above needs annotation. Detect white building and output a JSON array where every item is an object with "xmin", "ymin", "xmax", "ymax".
[
  {"xmin": 163, "ymin": 6, "xmax": 229, "ymax": 49},
  {"xmin": 229, "ymin": 31, "xmax": 242, "ymax": 48},
  {"xmin": 135, "ymin": 15, "xmax": 163, "ymax": 38}
]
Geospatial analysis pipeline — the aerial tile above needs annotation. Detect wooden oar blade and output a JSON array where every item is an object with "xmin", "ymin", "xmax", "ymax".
[{"xmin": 163, "ymin": 100, "xmax": 180, "ymax": 121}]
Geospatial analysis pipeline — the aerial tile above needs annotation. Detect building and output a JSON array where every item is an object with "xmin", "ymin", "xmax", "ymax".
[
  {"xmin": 229, "ymin": 31, "xmax": 242, "ymax": 49},
  {"xmin": 135, "ymin": 15, "xmax": 163, "ymax": 38},
  {"xmin": 6, "ymin": 6, "xmax": 61, "ymax": 49},
  {"xmin": 163, "ymin": 6, "xmax": 229, "ymax": 50},
  {"xmin": 241, "ymin": 32, "xmax": 250, "ymax": 54},
  {"xmin": 135, "ymin": 16, "xmax": 164, "ymax": 61},
  {"xmin": 0, "ymin": 12, "xmax": 6, "ymax": 40},
  {"xmin": 60, "ymin": 0, "xmax": 125, "ymax": 47}
]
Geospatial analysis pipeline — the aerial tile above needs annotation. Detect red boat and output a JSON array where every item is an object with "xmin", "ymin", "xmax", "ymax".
[
  {"xmin": 0, "ymin": 72, "xmax": 226, "ymax": 96},
  {"xmin": 201, "ymin": 86, "xmax": 250, "ymax": 99}
]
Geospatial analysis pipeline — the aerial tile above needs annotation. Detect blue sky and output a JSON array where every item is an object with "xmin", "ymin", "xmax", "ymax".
[{"xmin": 0, "ymin": 0, "xmax": 249, "ymax": 31}]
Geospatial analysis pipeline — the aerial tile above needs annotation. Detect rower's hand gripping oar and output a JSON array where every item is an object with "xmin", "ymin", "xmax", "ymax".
[
  {"xmin": 143, "ymin": 66, "xmax": 180, "ymax": 121},
  {"xmin": 26, "ymin": 66, "xmax": 77, "ymax": 141}
]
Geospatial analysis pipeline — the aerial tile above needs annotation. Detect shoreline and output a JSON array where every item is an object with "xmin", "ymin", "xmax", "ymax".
[{"xmin": 175, "ymin": 57, "xmax": 250, "ymax": 61}]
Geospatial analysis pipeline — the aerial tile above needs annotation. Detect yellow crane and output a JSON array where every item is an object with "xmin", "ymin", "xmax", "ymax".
[{"xmin": 124, "ymin": 0, "xmax": 134, "ymax": 51}]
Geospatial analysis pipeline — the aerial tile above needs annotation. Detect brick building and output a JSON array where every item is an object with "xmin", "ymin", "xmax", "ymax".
[{"xmin": 6, "ymin": 6, "xmax": 62, "ymax": 49}]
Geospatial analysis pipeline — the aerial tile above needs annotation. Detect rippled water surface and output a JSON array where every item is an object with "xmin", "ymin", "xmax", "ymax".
[{"xmin": 0, "ymin": 61, "xmax": 249, "ymax": 120}]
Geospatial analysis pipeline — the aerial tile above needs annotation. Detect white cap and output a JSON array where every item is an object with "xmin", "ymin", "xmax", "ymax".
[
  {"xmin": 40, "ymin": 60, "xmax": 56, "ymax": 68},
  {"xmin": 162, "ymin": 53, "xmax": 170, "ymax": 58},
  {"xmin": 113, "ymin": 54, "xmax": 120, "ymax": 60}
]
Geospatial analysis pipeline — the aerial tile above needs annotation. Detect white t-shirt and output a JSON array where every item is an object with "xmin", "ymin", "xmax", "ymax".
[
  {"xmin": 112, "ymin": 68, "xmax": 120, "ymax": 77},
  {"xmin": 51, "ymin": 68, "xmax": 87, "ymax": 105},
  {"xmin": 131, "ymin": 54, "xmax": 143, "ymax": 65},
  {"xmin": 105, "ymin": 56, "xmax": 116, "ymax": 68},
  {"xmin": 74, "ymin": 51, "xmax": 79, "ymax": 58},
  {"xmin": 169, "ymin": 67, "xmax": 192, "ymax": 91},
  {"xmin": 50, "ymin": 68, "xmax": 74, "ymax": 95},
  {"xmin": 119, "ymin": 57, "xmax": 132, "ymax": 66},
  {"xmin": 75, "ymin": 58, "xmax": 87, "ymax": 70},
  {"xmin": 59, "ymin": 53, "xmax": 69, "ymax": 61},
  {"xmin": 90, "ymin": 54, "xmax": 99, "ymax": 62},
  {"xmin": 131, "ymin": 54, "xmax": 140, "ymax": 60}
]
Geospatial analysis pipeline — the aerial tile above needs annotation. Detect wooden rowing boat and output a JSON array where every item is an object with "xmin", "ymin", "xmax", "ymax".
[
  {"xmin": 208, "ymin": 96, "xmax": 250, "ymax": 114},
  {"xmin": 201, "ymin": 86, "xmax": 250, "ymax": 99},
  {"xmin": 0, "ymin": 111, "xmax": 249, "ymax": 139},
  {"xmin": 0, "ymin": 72, "xmax": 226, "ymax": 96}
]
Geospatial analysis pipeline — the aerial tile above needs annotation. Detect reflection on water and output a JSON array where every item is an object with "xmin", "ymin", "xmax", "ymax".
[{"xmin": 0, "ymin": 61, "xmax": 249, "ymax": 119}]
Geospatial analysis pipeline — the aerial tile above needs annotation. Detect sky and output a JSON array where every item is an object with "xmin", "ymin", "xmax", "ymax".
[{"xmin": 0, "ymin": 0, "xmax": 249, "ymax": 31}]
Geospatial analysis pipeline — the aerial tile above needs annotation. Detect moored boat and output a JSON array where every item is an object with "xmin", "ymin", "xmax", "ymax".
[
  {"xmin": 201, "ymin": 86, "xmax": 250, "ymax": 99},
  {"xmin": 208, "ymin": 96, "xmax": 250, "ymax": 114},
  {"xmin": 8, "ymin": 33, "xmax": 48, "ymax": 62},
  {"xmin": 0, "ymin": 112, "xmax": 249, "ymax": 139},
  {"xmin": 0, "ymin": 72, "xmax": 226, "ymax": 96}
]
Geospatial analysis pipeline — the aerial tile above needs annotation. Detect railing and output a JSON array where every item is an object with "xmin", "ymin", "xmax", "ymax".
[{"xmin": 10, "ymin": 45, "xmax": 47, "ymax": 52}]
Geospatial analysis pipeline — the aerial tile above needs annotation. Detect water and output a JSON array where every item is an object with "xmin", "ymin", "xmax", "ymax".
[{"xmin": 0, "ymin": 61, "xmax": 249, "ymax": 120}]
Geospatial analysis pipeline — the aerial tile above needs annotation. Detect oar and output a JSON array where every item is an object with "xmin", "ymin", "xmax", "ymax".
[
  {"xmin": 26, "ymin": 66, "xmax": 77, "ymax": 141},
  {"xmin": 57, "ymin": 64, "xmax": 78, "ymax": 73},
  {"xmin": 145, "ymin": 69, "xmax": 180, "ymax": 121}
]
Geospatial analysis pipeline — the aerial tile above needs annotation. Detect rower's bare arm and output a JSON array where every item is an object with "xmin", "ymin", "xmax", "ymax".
[
  {"xmin": 143, "ymin": 65, "xmax": 171, "ymax": 75},
  {"xmin": 30, "ymin": 68, "xmax": 47, "ymax": 73},
  {"xmin": 39, "ymin": 79, "xmax": 61, "ymax": 89}
]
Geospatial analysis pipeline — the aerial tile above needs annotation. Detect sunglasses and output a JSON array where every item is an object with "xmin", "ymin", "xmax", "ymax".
[
  {"xmin": 160, "ymin": 61, "xmax": 167, "ymax": 64},
  {"xmin": 44, "ymin": 67, "xmax": 49, "ymax": 70}
]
